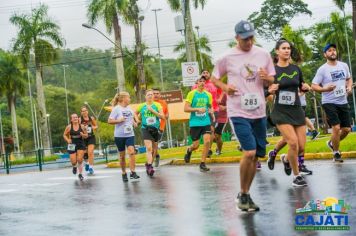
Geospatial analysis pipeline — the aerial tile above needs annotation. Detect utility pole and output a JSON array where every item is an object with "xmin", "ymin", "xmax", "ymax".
[
  {"xmin": 152, "ymin": 8, "xmax": 164, "ymax": 90},
  {"xmin": 27, "ymin": 69, "xmax": 38, "ymax": 150},
  {"xmin": 195, "ymin": 25, "xmax": 204, "ymax": 70},
  {"xmin": 63, "ymin": 65, "xmax": 70, "ymax": 124}
]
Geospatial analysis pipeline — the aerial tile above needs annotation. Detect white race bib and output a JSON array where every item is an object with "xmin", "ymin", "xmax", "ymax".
[
  {"xmin": 278, "ymin": 91, "xmax": 296, "ymax": 105},
  {"xmin": 67, "ymin": 144, "xmax": 76, "ymax": 151},
  {"xmin": 146, "ymin": 117, "xmax": 156, "ymax": 125},
  {"xmin": 87, "ymin": 126, "xmax": 92, "ymax": 134},
  {"xmin": 124, "ymin": 125, "xmax": 133, "ymax": 134},
  {"xmin": 241, "ymin": 93, "xmax": 261, "ymax": 110},
  {"xmin": 334, "ymin": 86, "xmax": 346, "ymax": 97}
]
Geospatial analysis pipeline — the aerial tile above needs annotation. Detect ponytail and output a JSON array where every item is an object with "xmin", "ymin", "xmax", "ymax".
[{"xmin": 111, "ymin": 91, "xmax": 130, "ymax": 106}]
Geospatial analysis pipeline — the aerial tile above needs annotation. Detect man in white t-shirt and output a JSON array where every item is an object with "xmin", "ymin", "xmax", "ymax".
[
  {"xmin": 311, "ymin": 43, "xmax": 352, "ymax": 163},
  {"xmin": 211, "ymin": 20, "xmax": 275, "ymax": 212}
]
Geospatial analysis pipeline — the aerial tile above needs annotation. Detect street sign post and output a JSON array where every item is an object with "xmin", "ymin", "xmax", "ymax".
[{"xmin": 182, "ymin": 62, "xmax": 199, "ymax": 87}]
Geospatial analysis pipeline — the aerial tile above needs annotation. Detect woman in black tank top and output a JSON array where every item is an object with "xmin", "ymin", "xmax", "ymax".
[
  {"xmin": 63, "ymin": 113, "xmax": 88, "ymax": 181},
  {"xmin": 80, "ymin": 106, "xmax": 98, "ymax": 175}
]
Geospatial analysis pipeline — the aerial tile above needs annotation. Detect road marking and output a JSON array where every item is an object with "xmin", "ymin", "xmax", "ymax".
[{"xmin": 0, "ymin": 189, "xmax": 18, "ymax": 193}]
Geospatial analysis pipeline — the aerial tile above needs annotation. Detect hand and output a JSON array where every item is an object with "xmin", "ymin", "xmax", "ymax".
[
  {"xmin": 324, "ymin": 84, "xmax": 336, "ymax": 92},
  {"xmin": 133, "ymin": 122, "xmax": 138, "ymax": 128},
  {"xmin": 258, "ymin": 67, "xmax": 268, "ymax": 81},
  {"xmin": 197, "ymin": 107, "xmax": 206, "ymax": 113},
  {"xmin": 301, "ymin": 83, "xmax": 310, "ymax": 92},
  {"xmin": 67, "ymin": 139, "xmax": 72, "ymax": 144},
  {"xmin": 346, "ymin": 86, "xmax": 352, "ymax": 95},
  {"xmin": 268, "ymin": 84, "xmax": 279, "ymax": 94},
  {"xmin": 225, "ymin": 84, "xmax": 238, "ymax": 96},
  {"xmin": 147, "ymin": 105, "xmax": 155, "ymax": 113},
  {"xmin": 118, "ymin": 117, "xmax": 126, "ymax": 122}
]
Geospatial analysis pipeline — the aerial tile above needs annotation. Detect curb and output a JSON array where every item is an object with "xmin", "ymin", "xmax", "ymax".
[{"xmin": 106, "ymin": 151, "xmax": 356, "ymax": 168}]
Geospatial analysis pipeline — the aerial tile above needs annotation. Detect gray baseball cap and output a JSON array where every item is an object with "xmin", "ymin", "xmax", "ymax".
[{"xmin": 235, "ymin": 20, "xmax": 255, "ymax": 39}]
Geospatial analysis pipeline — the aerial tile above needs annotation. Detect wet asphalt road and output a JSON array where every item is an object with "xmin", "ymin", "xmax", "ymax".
[{"xmin": 0, "ymin": 161, "xmax": 355, "ymax": 236}]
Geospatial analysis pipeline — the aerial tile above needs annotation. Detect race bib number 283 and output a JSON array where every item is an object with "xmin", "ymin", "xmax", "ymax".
[{"xmin": 241, "ymin": 93, "xmax": 260, "ymax": 110}]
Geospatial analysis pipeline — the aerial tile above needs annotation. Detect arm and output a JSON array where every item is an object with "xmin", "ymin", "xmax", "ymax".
[
  {"xmin": 108, "ymin": 116, "xmax": 125, "ymax": 125},
  {"xmin": 147, "ymin": 106, "xmax": 165, "ymax": 119},
  {"xmin": 63, "ymin": 126, "xmax": 71, "ymax": 144},
  {"xmin": 91, "ymin": 117, "xmax": 98, "ymax": 130},
  {"xmin": 184, "ymin": 102, "xmax": 205, "ymax": 113},
  {"xmin": 346, "ymin": 77, "xmax": 353, "ymax": 94},
  {"xmin": 311, "ymin": 83, "xmax": 335, "ymax": 93},
  {"xmin": 80, "ymin": 125, "xmax": 88, "ymax": 139}
]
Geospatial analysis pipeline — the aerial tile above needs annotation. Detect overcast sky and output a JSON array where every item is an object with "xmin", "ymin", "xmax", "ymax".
[{"xmin": 0, "ymin": 0, "xmax": 352, "ymax": 60}]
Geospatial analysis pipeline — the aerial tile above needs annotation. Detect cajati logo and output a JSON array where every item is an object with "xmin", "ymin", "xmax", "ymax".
[{"xmin": 295, "ymin": 197, "xmax": 351, "ymax": 231}]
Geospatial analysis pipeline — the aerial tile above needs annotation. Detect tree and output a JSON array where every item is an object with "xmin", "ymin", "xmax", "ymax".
[
  {"xmin": 0, "ymin": 52, "xmax": 26, "ymax": 152},
  {"xmin": 248, "ymin": 0, "xmax": 312, "ymax": 41},
  {"xmin": 122, "ymin": 0, "xmax": 146, "ymax": 101},
  {"xmin": 87, "ymin": 0, "xmax": 128, "ymax": 92},
  {"xmin": 10, "ymin": 4, "xmax": 64, "ymax": 153},
  {"xmin": 167, "ymin": 0, "xmax": 208, "ymax": 62},
  {"xmin": 333, "ymin": 0, "xmax": 356, "ymax": 40},
  {"xmin": 313, "ymin": 12, "xmax": 354, "ymax": 59},
  {"xmin": 173, "ymin": 34, "xmax": 213, "ymax": 71},
  {"xmin": 281, "ymin": 25, "xmax": 312, "ymax": 62}
]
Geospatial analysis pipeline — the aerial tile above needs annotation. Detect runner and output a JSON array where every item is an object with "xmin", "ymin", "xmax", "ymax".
[
  {"xmin": 192, "ymin": 70, "xmax": 219, "ymax": 157},
  {"xmin": 80, "ymin": 106, "xmax": 97, "ymax": 175},
  {"xmin": 214, "ymin": 91, "xmax": 228, "ymax": 155},
  {"xmin": 136, "ymin": 89, "xmax": 165, "ymax": 177},
  {"xmin": 267, "ymin": 92, "xmax": 315, "ymax": 176},
  {"xmin": 211, "ymin": 20, "xmax": 275, "ymax": 211},
  {"xmin": 108, "ymin": 92, "xmax": 140, "ymax": 182},
  {"xmin": 311, "ymin": 43, "xmax": 352, "ymax": 162},
  {"xmin": 63, "ymin": 113, "xmax": 88, "ymax": 181},
  {"xmin": 268, "ymin": 38, "xmax": 310, "ymax": 187},
  {"xmin": 299, "ymin": 93, "xmax": 320, "ymax": 140},
  {"xmin": 184, "ymin": 76, "xmax": 214, "ymax": 172},
  {"xmin": 153, "ymin": 88, "xmax": 169, "ymax": 167}
]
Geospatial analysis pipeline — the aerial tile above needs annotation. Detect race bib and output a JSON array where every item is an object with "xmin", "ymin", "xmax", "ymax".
[
  {"xmin": 146, "ymin": 117, "xmax": 156, "ymax": 125},
  {"xmin": 67, "ymin": 144, "xmax": 76, "ymax": 151},
  {"xmin": 241, "ymin": 93, "xmax": 260, "ymax": 110},
  {"xmin": 334, "ymin": 86, "xmax": 346, "ymax": 97},
  {"xmin": 87, "ymin": 126, "xmax": 92, "ymax": 134},
  {"xmin": 124, "ymin": 125, "xmax": 133, "ymax": 134},
  {"xmin": 278, "ymin": 91, "xmax": 296, "ymax": 105}
]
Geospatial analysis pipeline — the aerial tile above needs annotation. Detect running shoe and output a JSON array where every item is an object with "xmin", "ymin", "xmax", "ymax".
[
  {"xmin": 237, "ymin": 146, "xmax": 243, "ymax": 152},
  {"xmin": 292, "ymin": 175, "xmax": 307, "ymax": 187},
  {"xmin": 256, "ymin": 161, "xmax": 262, "ymax": 170},
  {"xmin": 154, "ymin": 154, "xmax": 160, "ymax": 167},
  {"xmin": 299, "ymin": 164, "xmax": 313, "ymax": 175},
  {"xmin": 146, "ymin": 164, "xmax": 155, "ymax": 177},
  {"xmin": 78, "ymin": 173, "xmax": 84, "ymax": 181},
  {"xmin": 235, "ymin": 193, "xmax": 249, "ymax": 211},
  {"xmin": 333, "ymin": 152, "xmax": 344, "ymax": 163},
  {"xmin": 130, "ymin": 172, "xmax": 140, "ymax": 180},
  {"xmin": 215, "ymin": 149, "xmax": 222, "ymax": 156},
  {"xmin": 326, "ymin": 140, "xmax": 334, "ymax": 152},
  {"xmin": 281, "ymin": 154, "xmax": 292, "ymax": 176},
  {"xmin": 199, "ymin": 162, "xmax": 210, "ymax": 172},
  {"xmin": 72, "ymin": 166, "xmax": 77, "ymax": 175},
  {"xmin": 267, "ymin": 149, "xmax": 277, "ymax": 170},
  {"xmin": 84, "ymin": 162, "xmax": 89, "ymax": 172},
  {"xmin": 184, "ymin": 148, "xmax": 192, "ymax": 163},
  {"xmin": 122, "ymin": 173, "xmax": 128, "ymax": 182},
  {"xmin": 311, "ymin": 130, "xmax": 320, "ymax": 140},
  {"xmin": 88, "ymin": 167, "xmax": 94, "ymax": 175},
  {"xmin": 207, "ymin": 150, "xmax": 213, "ymax": 158},
  {"xmin": 247, "ymin": 194, "xmax": 260, "ymax": 211}
]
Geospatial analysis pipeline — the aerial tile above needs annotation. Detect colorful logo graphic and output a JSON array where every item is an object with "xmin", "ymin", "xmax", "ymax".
[
  {"xmin": 240, "ymin": 64, "xmax": 257, "ymax": 80},
  {"xmin": 295, "ymin": 197, "xmax": 351, "ymax": 231}
]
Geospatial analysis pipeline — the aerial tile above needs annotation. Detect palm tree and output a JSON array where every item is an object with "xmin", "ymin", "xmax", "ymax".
[
  {"xmin": 282, "ymin": 25, "xmax": 312, "ymax": 62},
  {"xmin": 0, "ymin": 52, "xmax": 26, "ymax": 153},
  {"xmin": 10, "ymin": 4, "xmax": 64, "ymax": 153},
  {"xmin": 167, "ymin": 0, "xmax": 208, "ymax": 62},
  {"xmin": 173, "ymin": 34, "xmax": 213, "ymax": 71},
  {"xmin": 333, "ymin": 0, "xmax": 356, "ymax": 41},
  {"xmin": 122, "ymin": 0, "xmax": 146, "ymax": 101},
  {"xmin": 87, "ymin": 0, "xmax": 128, "ymax": 92},
  {"xmin": 122, "ymin": 46, "xmax": 155, "ymax": 101},
  {"xmin": 314, "ymin": 12, "xmax": 354, "ymax": 59}
]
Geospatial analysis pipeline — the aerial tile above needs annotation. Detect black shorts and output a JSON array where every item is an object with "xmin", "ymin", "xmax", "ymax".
[
  {"xmin": 190, "ymin": 125, "xmax": 212, "ymax": 141},
  {"xmin": 115, "ymin": 136, "xmax": 135, "ymax": 152},
  {"xmin": 322, "ymin": 103, "xmax": 351, "ymax": 128},
  {"xmin": 67, "ymin": 141, "xmax": 86, "ymax": 154},
  {"xmin": 210, "ymin": 112, "xmax": 219, "ymax": 128},
  {"xmin": 214, "ymin": 123, "xmax": 226, "ymax": 135},
  {"xmin": 84, "ymin": 136, "xmax": 96, "ymax": 146},
  {"xmin": 142, "ymin": 127, "xmax": 160, "ymax": 142},
  {"xmin": 157, "ymin": 130, "xmax": 164, "ymax": 142}
]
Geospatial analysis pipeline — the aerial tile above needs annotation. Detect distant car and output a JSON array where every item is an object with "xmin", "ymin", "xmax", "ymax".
[
  {"xmin": 159, "ymin": 140, "xmax": 179, "ymax": 149},
  {"xmin": 106, "ymin": 145, "xmax": 118, "ymax": 154}
]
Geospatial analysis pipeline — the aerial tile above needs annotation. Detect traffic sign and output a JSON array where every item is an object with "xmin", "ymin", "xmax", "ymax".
[{"xmin": 182, "ymin": 62, "xmax": 199, "ymax": 87}]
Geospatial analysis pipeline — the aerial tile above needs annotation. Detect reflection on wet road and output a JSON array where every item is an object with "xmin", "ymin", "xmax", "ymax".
[{"xmin": 0, "ymin": 161, "xmax": 355, "ymax": 236}]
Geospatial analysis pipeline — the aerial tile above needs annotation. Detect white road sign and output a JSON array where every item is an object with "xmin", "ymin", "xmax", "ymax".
[{"xmin": 182, "ymin": 62, "xmax": 199, "ymax": 87}]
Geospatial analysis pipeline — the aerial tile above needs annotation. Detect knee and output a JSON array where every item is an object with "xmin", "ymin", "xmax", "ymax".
[
  {"xmin": 288, "ymin": 140, "xmax": 298, "ymax": 151},
  {"xmin": 243, "ymin": 150, "xmax": 256, "ymax": 159},
  {"xmin": 146, "ymin": 146, "xmax": 153, "ymax": 153},
  {"xmin": 342, "ymin": 127, "xmax": 351, "ymax": 134},
  {"xmin": 333, "ymin": 125, "xmax": 341, "ymax": 132}
]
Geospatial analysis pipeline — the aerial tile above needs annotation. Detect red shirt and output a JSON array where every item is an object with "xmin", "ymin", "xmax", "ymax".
[
  {"xmin": 192, "ymin": 79, "xmax": 219, "ymax": 112},
  {"xmin": 155, "ymin": 99, "xmax": 168, "ymax": 131},
  {"xmin": 217, "ymin": 93, "xmax": 228, "ymax": 123}
]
